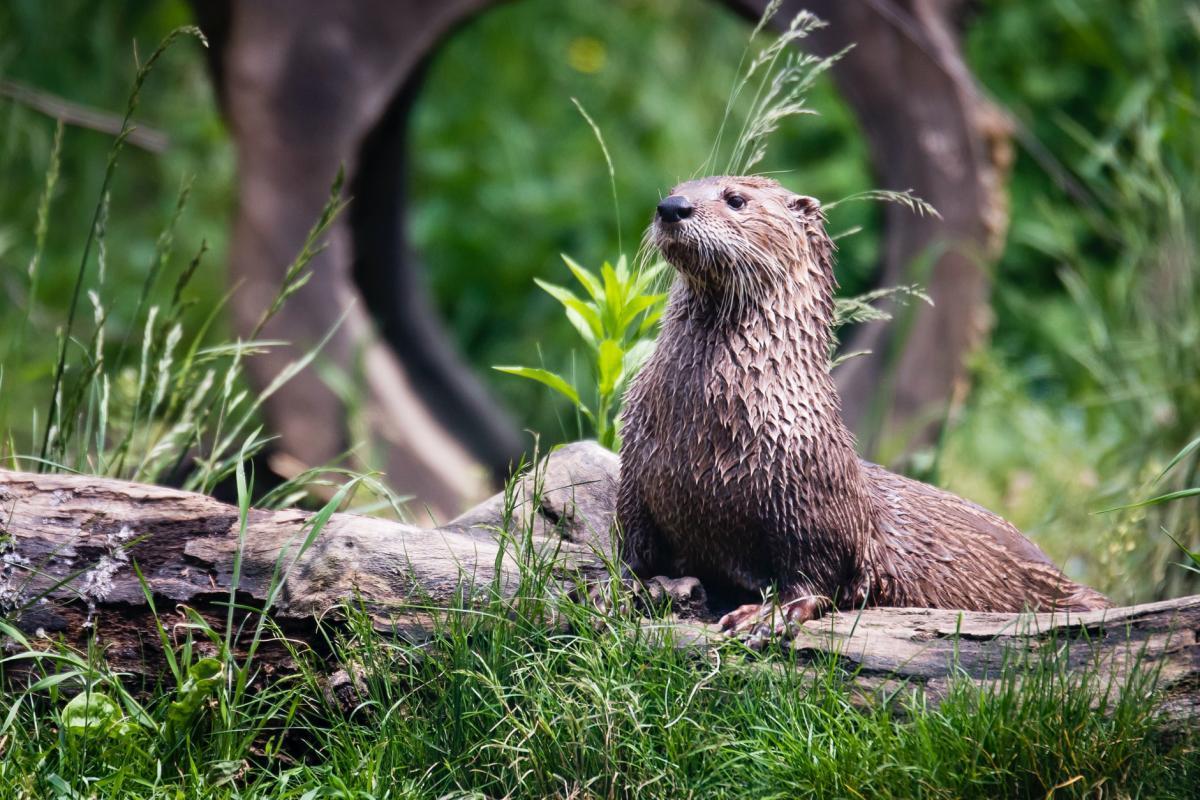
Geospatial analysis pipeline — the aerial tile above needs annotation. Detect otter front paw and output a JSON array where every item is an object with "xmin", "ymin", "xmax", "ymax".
[{"xmin": 718, "ymin": 595, "xmax": 826, "ymax": 649}]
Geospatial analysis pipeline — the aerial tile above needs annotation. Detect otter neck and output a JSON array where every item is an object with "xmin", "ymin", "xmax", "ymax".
[
  {"xmin": 673, "ymin": 273, "xmax": 836, "ymax": 367},
  {"xmin": 665, "ymin": 269, "xmax": 859, "ymax": 473}
]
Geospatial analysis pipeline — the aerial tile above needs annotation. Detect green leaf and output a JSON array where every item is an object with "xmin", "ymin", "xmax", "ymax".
[
  {"xmin": 0, "ymin": 619, "xmax": 31, "ymax": 650},
  {"xmin": 600, "ymin": 261, "xmax": 624, "ymax": 334},
  {"xmin": 560, "ymin": 254, "xmax": 603, "ymax": 302},
  {"xmin": 166, "ymin": 657, "xmax": 223, "ymax": 737},
  {"xmin": 637, "ymin": 308, "xmax": 664, "ymax": 337},
  {"xmin": 1163, "ymin": 529, "xmax": 1200, "ymax": 572},
  {"xmin": 29, "ymin": 672, "xmax": 89, "ymax": 693},
  {"xmin": 597, "ymin": 339, "xmax": 625, "ymax": 396},
  {"xmin": 62, "ymin": 691, "xmax": 121, "ymax": 738},
  {"xmin": 1154, "ymin": 435, "xmax": 1200, "ymax": 485},
  {"xmin": 619, "ymin": 340, "xmax": 657, "ymax": 392},
  {"xmin": 619, "ymin": 292, "xmax": 667, "ymax": 331},
  {"xmin": 533, "ymin": 277, "xmax": 580, "ymax": 307},
  {"xmin": 1098, "ymin": 487, "xmax": 1200, "ymax": 513},
  {"xmin": 600, "ymin": 260, "xmax": 619, "ymax": 290},
  {"xmin": 633, "ymin": 260, "xmax": 672, "ymax": 294},
  {"xmin": 535, "ymin": 278, "xmax": 603, "ymax": 342},
  {"xmin": 614, "ymin": 253, "xmax": 630, "ymax": 284},
  {"xmin": 494, "ymin": 366, "xmax": 582, "ymax": 407},
  {"xmin": 563, "ymin": 298, "xmax": 604, "ymax": 345},
  {"xmin": 564, "ymin": 307, "xmax": 598, "ymax": 348},
  {"xmin": 46, "ymin": 775, "xmax": 85, "ymax": 800}
]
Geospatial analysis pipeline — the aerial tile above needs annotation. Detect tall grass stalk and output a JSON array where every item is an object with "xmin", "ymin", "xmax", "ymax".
[
  {"xmin": 39, "ymin": 27, "xmax": 207, "ymax": 467},
  {"xmin": 6, "ymin": 139, "xmax": 351, "ymax": 503},
  {"xmin": 1, "ymin": 27, "xmax": 364, "ymax": 507}
]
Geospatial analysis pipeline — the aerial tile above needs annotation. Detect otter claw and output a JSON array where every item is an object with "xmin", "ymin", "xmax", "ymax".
[{"xmin": 718, "ymin": 596, "xmax": 825, "ymax": 646}]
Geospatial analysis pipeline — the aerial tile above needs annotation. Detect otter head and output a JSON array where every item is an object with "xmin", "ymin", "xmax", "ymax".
[{"xmin": 651, "ymin": 175, "xmax": 834, "ymax": 312}]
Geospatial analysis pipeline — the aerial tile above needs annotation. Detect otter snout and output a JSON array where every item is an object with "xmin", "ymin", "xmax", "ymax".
[{"xmin": 657, "ymin": 195, "xmax": 693, "ymax": 224}]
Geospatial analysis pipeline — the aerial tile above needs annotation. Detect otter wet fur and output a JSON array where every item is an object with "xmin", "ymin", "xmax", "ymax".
[{"xmin": 617, "ymin": 175, "xmax": 1110, "ymax": 637}]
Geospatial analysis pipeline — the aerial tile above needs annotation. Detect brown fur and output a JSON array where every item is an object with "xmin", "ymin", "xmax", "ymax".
[{"xmin": 618, "ymin": 176, "xmax": 1109, "ymax": 625}]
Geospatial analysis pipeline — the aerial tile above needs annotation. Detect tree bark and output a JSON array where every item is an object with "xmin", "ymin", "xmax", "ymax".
[
  {"xmin": 212, "ymin": 0, "xmax": 523, "ymax": 521},
  {"xmin": 2, "ymin": 445, "xmax": 1196, "ymax": 723}
]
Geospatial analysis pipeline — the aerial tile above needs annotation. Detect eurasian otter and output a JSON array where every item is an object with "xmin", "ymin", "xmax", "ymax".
[{"xmin": 617, "ymin": 175, "xmax": 1110, "ymax": 635}]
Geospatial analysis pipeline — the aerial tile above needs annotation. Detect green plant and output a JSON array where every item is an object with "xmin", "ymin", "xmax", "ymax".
[
  {"xmin": 495, "ymin": 253, "xmax": 668, "ymax": 450},
  {"xmin": 984, "ymin": 3, "xmax": 1200, "ymax": 599},
  {"xmin": 1103, "ymin": 434, "xmax": 1200, "ymax": 579}
]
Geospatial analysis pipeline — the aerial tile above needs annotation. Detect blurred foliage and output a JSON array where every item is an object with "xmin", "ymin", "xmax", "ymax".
[
  {"xmin": 1, "ymin": 0, "xmax": 1198, "ymax": 599},
  {"xmin": 967, "ymin": 0, "xmax": 1199, "ymax": 351},
  {"xmin": 409, "ymin": 0, "xmax": 877, "ymax": 433},
  {"xmin": 941, "ymin": 0, "xmax": 1200, "ymax": 602},
  {"xmin": 0, "ymin": 0, "xmax": 231, "ymax": 431},
  {"xmin": 0, "ymin": 1, "xmax": 230, "ymax": 307}
]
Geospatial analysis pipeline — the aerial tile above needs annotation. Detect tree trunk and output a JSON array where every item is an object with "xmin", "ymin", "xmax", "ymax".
[
  {"xmin": 211, "ymin": 0, "xmax": 523, "ymax": 521},
  {"xmin": 2, "ymin": 443, "xmax": 1196, "ymax": 722}
]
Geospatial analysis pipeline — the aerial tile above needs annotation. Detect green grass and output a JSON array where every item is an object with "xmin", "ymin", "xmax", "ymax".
[
  {"xmin": 6, "ymin": 513, "xmax": 1193, "ymax": 794},
  {"xmin": 2, "ymin": 453, "xmax": 1195, "ymax": 799}
]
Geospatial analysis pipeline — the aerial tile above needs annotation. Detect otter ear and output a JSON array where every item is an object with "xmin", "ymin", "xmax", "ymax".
[{"xmin": 787, "ymin": 194, "xmax": 821, "ymax": 218}]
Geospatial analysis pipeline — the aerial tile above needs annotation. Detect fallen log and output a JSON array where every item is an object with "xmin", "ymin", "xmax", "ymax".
[{"xmin": 1, "ymin": 443, "xmax": 1197, "ymax": 722}]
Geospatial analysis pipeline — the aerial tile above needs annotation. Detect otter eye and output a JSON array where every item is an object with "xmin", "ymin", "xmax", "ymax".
[{"xmin": 725, "ymin": 194, "xmax": 746, "ymax": 210}]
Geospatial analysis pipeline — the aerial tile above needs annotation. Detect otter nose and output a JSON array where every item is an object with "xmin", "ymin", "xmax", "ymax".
[{"xmin": 657, "ymin": 195, "xmax": 693, "ymax": 224}]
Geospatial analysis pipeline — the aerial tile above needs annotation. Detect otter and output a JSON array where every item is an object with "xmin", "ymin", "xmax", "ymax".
[{"xmin": 617, "ymin": 175, "xmax": 1110, "ymax": 635}]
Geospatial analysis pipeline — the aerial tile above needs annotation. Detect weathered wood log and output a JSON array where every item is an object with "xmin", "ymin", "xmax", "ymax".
[
  {"xmin": 2, "ymin": 443, "xmax": 1197, "ymax": 723},
  {"xmin": 0, "ymin": 443, "xmax": 618, "ymax": 675},
  {"xmin": 675, "ymin": 598, "xmax": 1200, "ymax": 726}
]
